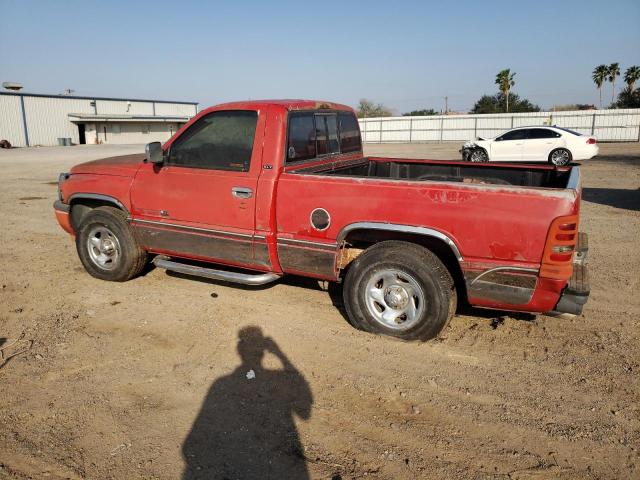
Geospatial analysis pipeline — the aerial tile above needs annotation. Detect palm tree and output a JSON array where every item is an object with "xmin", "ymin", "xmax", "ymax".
[
  {"xmin": 624, "ymin": 66, "xmax": 640, "ymax": 91},
  {"xmin": 608, "ymin": 63, "xmax": 620, "ymax": 104},
  {"xmin": 495, "ymin": 69, "xmax": 516, "ymax": 112},
  {"xmin": 592, "ymin": 65, "xmax": 608, "ymax": 108}
]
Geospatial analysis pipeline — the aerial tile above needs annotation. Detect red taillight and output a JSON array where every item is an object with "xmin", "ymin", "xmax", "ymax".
[
  {"xmin": 555, "ymin": 233, "xmax": 575, "ymax": 241},
  {"xmin": 540, "ymin": 215, "xmax": 579, "ymax": 280},
  {"xmin": 586, "ymin": 138, "xmax": 597, "ymax": 144},
  {"xmin": 558, "ymin": 223, "xmax": 576, "ymax": 231}
]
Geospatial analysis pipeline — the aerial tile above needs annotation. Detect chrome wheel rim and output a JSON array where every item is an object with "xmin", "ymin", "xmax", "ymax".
[
  {"xmin": 86, "ymin": 225, "xmax": 121, "ymax": 270},
  {"xmin": 470, "ymin": 150, "xmax": 486, "ymax": 162},
  {"xmin": 551, "ymin": 150, "xmax": 569, "ymax": 165},
  {"xmin": 364, "ymin": 269, "xmax": 425, "ymax": 330}
]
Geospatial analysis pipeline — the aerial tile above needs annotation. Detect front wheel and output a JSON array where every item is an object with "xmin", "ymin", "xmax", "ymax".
[
  {"xmin": 469, "ymin": 148, "xmax": 488, "ymax": 162},
  {"xmin": 549, "ymin": 148, "xmax": 572, "ymax": 166},
  {"xmin": 76, "ymin": 206, "xmax": 147, "ymax": 282},
  {"xmin": 343, "ymin": 241, "xmax": 457, "ymax": 341}
]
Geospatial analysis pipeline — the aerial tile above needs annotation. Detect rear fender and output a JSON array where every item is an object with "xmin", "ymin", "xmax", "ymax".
[
  {"xmin": 337, "ymin": 222, "xmax": 462, "ymax": 260},
  {"xmin": 336, "ymin": 222, "xmax": 465, "ymax": 295}
]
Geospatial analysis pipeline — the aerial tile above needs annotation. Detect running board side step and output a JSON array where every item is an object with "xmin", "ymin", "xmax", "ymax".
[{"xmin": 152, "ymin": 257, "xmax": 281, "ymax": 286}]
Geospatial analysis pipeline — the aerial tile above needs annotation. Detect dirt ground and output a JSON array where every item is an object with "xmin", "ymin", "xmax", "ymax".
[{"xmin": 1, "ymin": 142, "xmax": 638, "ymax": 479}]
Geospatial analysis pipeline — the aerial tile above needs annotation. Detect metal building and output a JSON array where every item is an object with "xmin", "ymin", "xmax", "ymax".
[{"xmin": 0, "ymin": 91, "xmax": 198, "ymax": 147}]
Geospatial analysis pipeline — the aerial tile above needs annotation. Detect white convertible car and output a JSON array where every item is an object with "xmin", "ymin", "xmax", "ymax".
[{"xmin": 461, "ymin": 126, "xmax": 599, "ymax": 166}]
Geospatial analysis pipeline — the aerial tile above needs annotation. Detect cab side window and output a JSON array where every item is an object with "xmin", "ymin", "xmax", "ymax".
[
  {"xmin": 168, "ymin": 110, "xmax": 258, "ymax": 172},
  {"xmin": 339, "ymin": 112, "xmax": 362, "ymax": 153},
  {"xmin": 287, "ymin": 113, "xmax": 317, "ymax": 161},
  {"xmin": 287, "ymin": 111, "xmax": 361, "ymax": 162}
]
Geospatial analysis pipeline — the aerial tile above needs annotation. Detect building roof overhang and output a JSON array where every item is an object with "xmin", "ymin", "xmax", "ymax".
[{"xmin": 68, "ymin": 113, "xmax": 190, "ymax": 123}]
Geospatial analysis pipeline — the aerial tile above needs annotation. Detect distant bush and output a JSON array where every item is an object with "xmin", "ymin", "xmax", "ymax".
[
  {"xmin": 402, "ymin": 109, "xmax": 438, "ymax": 116},
  {"xmin": 356, "ymin": 99, "xmax": 393, "ymax": 118}
]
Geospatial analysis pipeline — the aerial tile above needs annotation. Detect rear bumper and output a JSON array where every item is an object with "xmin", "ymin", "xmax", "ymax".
[
  {"xmin": 53, "ymin": 200, "xmax": 74, "ymax": 235},
  {"xmin": 554, "ymin": 289, "xmax": 589, "ymax": 315},
  {"xmin": 574, "ymin": 144, "xmax": 599, "ymax": 160},
  {"xmin": 551, "ymin": 232, "xmax": 590, "ymax": 315}
]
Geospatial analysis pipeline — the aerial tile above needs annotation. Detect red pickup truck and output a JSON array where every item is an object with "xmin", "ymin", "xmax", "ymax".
[{"xmin": 54, "ymin": 100, "xmax": 589, "ymax": 341}]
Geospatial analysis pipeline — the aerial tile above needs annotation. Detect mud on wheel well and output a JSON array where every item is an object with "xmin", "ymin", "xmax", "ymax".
[
  {"xmin": 69, "ymin": 199, "xmax": 125, "ymax": 231},
  {"xmin": 340, "ymin": 230, "xmax": 467, "ymax": 300}
]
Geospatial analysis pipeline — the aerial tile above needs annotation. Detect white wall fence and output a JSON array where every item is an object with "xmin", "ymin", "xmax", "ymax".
[{"xmin": 359, "ymin": 108, "xmax": 640, "ymax": 143}]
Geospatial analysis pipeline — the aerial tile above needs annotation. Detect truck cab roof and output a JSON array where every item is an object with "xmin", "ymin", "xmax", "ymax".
[{"xmin": 207, "ymin": 99, "xmax": 354, "ymax": 112}]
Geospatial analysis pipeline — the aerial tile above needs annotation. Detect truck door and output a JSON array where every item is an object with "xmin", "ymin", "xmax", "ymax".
[
  {"xmin": 130, "ymin": 109, "xmax": 266, "ymax": 268},
  {"xmin": 491, "ymin": 128, "xmax": 527, "ymax": 161}
]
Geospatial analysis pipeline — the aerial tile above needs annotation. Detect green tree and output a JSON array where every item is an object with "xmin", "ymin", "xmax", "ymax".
[
  {"xmin": 592, "ymin": 65, "xmax": 608, "ymax": 109},
  {"xmin": 624, "ymin": 65, "xmax": 640, "ymax": 91},
  {"xmin": 402, "ymin": 109, "xmax": 438, "ymax": 116},
  {"xmin": 471, "ymin": 93, "xmax": 540, "ymax": 114},
  {"xmin": 495, "ymin": 69, "xmax": 516, "ymax": 112},
  {"xmin": 608, "ymin": 63, "xmax": 620, "ymax": 104},
  {"xmin": 356, "ymin": 99, "xmax": 392, "ymax": 118},
  {"xmin": 613, "ymin": 86, "xmax": 640, "ymax": 108}
]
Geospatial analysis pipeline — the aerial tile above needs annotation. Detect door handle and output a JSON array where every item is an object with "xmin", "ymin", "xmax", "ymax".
[{"xmin": 231, "ymin": 187, "xmax": 253, "ymax": 199}]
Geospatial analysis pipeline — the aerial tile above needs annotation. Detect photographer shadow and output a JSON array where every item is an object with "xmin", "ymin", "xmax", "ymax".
[{"xmin": 182, "ymin": 326, "xmax": 313, "ymax": 479}]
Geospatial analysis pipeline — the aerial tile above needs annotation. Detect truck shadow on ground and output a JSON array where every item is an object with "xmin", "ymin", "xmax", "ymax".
[
  {"xmin": 166, "ymin": 270, "xmax": 536, "ymax": 331},
  {"xmin": 182, "ymin": 326, "xmax": 313, "ymax": 480},
  {"xmin": 166, "ymin": 270, "xmax": 325, "ymax": 292},
  {"xmin": 582, "ymin": 187, "xmax": 640, "ymax": 211},
  {"xmin": 454, "ymin": 304, "xmax": 536, "ymax": 322},
  {"xmin": 597, "ymin": 155, "xmax": 640, "ymax": 166}
]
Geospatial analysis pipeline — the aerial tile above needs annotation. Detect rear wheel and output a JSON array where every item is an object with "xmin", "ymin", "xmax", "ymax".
[
  {"xmin": 549, "ymin": 148, "xmax": 572, "ymax": 166},
  {"xmin": 76, "ymin": 206, "xmax": 147, "ymax": 281},
  {"xmin": 343, "ymin": 241, "xmax": 456, "ymax": 341}
]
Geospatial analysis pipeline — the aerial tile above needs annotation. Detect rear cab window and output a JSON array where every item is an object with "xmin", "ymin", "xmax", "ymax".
[{"xmin": 287, "ymin": 110, "xmax": 362, "ymax": 163}]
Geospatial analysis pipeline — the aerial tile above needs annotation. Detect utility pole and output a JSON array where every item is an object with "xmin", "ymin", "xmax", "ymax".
[{"xmin": 444, "ymin": 96, "xmax": 448, "ymax": 114}]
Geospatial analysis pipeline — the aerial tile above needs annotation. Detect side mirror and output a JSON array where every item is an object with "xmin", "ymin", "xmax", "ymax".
[{"xmin": 145, "ymin": 142, "xmax": 164, "ymax": 164}]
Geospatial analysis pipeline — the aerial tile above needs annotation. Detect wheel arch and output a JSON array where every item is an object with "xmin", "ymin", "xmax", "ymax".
[
  {"xmin": 68, "ymin": 193, "xmax": 128, "ymax": 231},
  {"xmin": 477, "ymin": 144, "xmax": 489, "ymax": 156},
  {"xmin": 337, "ymin": 222, "xmax": 466, "ymax": 299}
]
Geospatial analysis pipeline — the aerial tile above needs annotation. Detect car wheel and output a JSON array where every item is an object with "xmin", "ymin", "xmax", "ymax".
[
  {"xmin": 549, "ymin": 148, "xmax": 572, "ymax": 166},
  {"xmin": 76, "ymin": 206, "xmax": 147, "ymax": 282},
  {"xmin": 469, "ymin": 148, "xmax": 488, "ymax": 162},
  {"xmin": 343, "ymin": 241, "xmax": 457, "ymax": 341}
]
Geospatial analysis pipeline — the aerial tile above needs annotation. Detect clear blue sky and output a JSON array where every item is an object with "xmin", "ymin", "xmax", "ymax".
[{"xmin": 2, "ymin": 0, "xmax": 639, "ymax": 112}]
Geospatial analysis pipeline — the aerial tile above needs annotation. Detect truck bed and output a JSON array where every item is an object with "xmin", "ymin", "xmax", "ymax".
[{"xmin": 310, "ymin": 157, "xmax": 573, "ymax": 189}]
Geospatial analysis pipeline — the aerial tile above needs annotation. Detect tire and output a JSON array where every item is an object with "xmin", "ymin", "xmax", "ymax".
[
  {"xmin": 469, "ymin": 148, "xmax": 488, "ymax": 162},
  {"xmin": 75, "ymin": 206, "xmax": 147, "ymax": 282},
  {"xmin": 343, "ymin": 241, "xmax": 457, "ymax": 341},
  {"xmin": 549, "ymin": 148, "xmax": 572, "ymax": 166}
]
